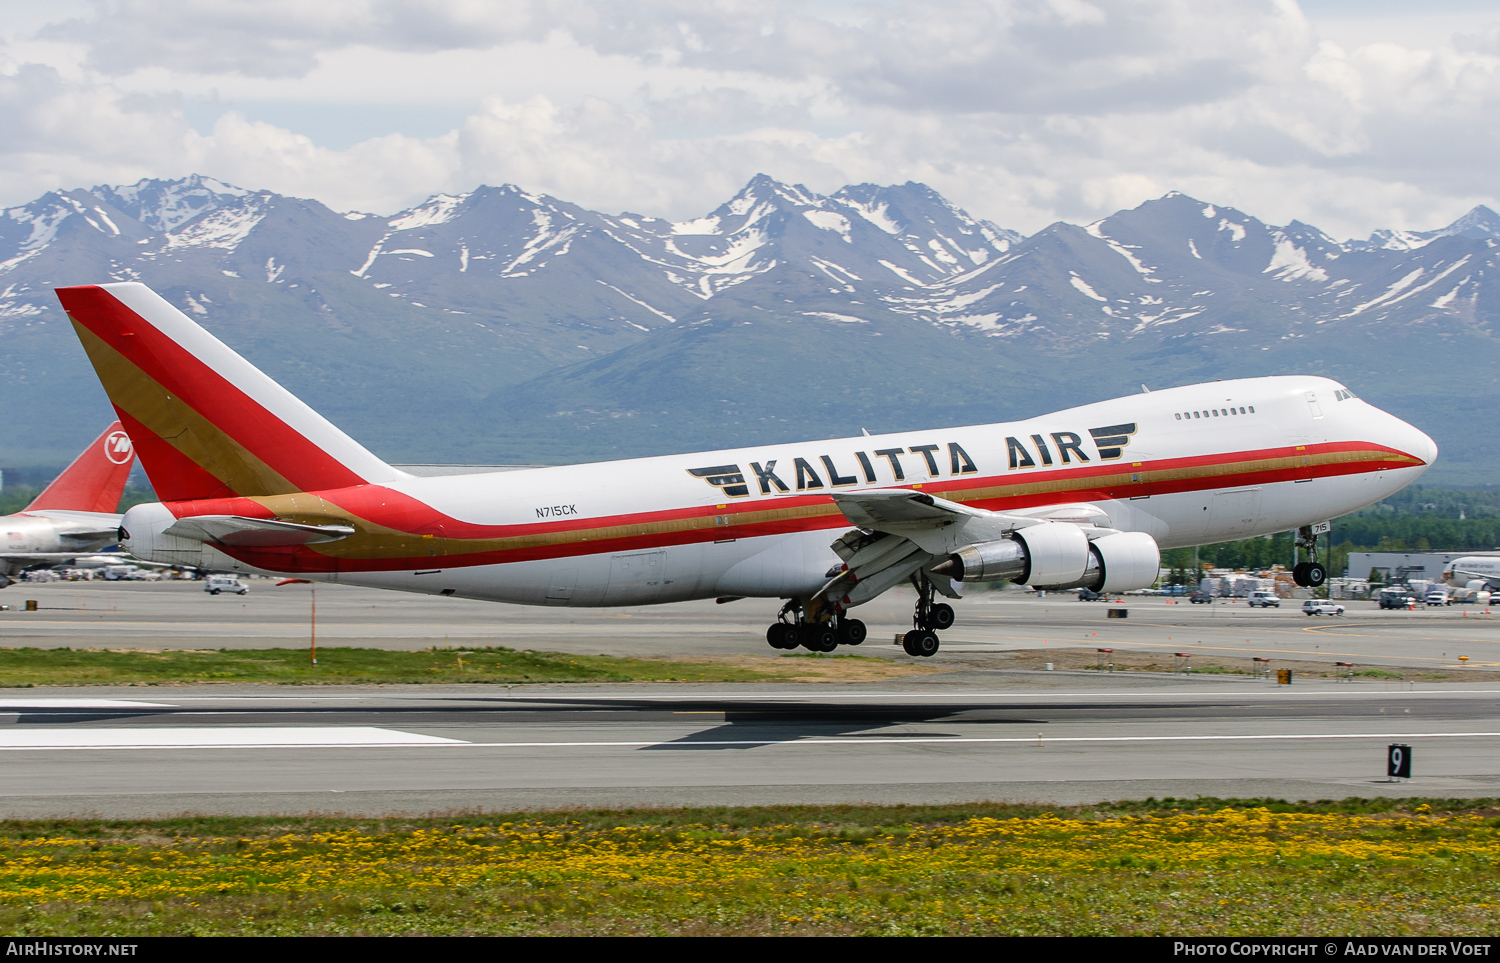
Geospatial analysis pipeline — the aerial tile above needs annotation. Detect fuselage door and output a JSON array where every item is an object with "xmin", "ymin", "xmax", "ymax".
[
  {"xmin": 1305, "ymin": 391, "xmax": 1324, "ymax": 419},
  {"xmin": 1210, "ymin": 488, "xmax": 1263, "ymax": 539},
  {"xmin": 604, "ymin": 551, "xmax": 667, "ymax": 605},
  {"xmin": 545, "ymin": 567, "xmax": 578, "ymax": 605}
]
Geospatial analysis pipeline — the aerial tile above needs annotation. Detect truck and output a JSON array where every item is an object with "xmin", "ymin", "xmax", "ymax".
[{"xmin": 1377, "ymin": 587, "xmax": 1416, "ymax": 609}]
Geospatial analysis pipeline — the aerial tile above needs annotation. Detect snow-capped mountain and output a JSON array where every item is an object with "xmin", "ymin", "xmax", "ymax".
[
  {"xmin": 2, "ymin": 175, "xmax": 1497, "ymax": 483},
  {"xmin": 881, "ymin": 192, "xmax": 1500, "ymax": 347}
]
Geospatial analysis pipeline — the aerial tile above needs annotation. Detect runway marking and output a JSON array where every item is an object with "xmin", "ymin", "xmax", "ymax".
[
  {"xmin": 0, "ymin": 699, "xmax": 174, "ymax": 709},
  {"xmin": 142, "ymin": 687, "xmax": 1500, "ymax": 703},
  {"xmin": 945, "ymin": 635, "xmax": 1500, "ymax": 668},
  {"xmin": 453, "ymin": 730, "xmax": 1500, "ymax": 749},
  {"xmin": 3, "ymin": 728, "xmax": 1497, "ymax": 752},
  {"xmin": 0, "ymin": 727, "xmax": 465, "ymax": 750}
]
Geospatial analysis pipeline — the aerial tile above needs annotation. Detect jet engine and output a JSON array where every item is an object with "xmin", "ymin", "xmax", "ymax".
[{"xmin": 938, "ymin": 524, "xmax": 1161, "ymax": 593}]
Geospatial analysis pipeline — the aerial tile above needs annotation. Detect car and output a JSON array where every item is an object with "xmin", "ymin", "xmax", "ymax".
[
  {"xmin": 1189, "ymin": 591, "xmax": 1214, "ymax": 604},
  {"xmin": 1302, "ymin": 600, "xmax": 1345, "ymax": 616},
  {"xmin": 1077, "ymin": 587, "xmax": 1101, "ymax": 601},
  {"xmin": 1246, "ymin": 590, "xmax": 1280, "ymax": 608},
  {"xmin": 1378, "ymin": 591, "xmax": 1416, "ymax": 609},
  {"xmin": 204, "ymin": 575, "xmax": 248, "ymax": 596}
]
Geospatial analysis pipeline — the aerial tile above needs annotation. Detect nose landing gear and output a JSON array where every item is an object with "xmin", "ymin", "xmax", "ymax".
[{"xmin": 1292, "ymin": 525, "xmax": 1328, "ymax": 588}]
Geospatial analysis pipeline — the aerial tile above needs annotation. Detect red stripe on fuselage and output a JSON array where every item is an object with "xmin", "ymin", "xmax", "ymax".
[
  {"xmin": 172, "ymin": 439, "xmax": 1422, "ymax": 574},
  {"xmin": 58, "ymin": 286, "xmax": 368, "ymax": 496}
]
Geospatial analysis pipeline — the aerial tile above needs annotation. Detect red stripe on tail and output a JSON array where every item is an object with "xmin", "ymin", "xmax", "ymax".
[{"xmin": 57, "ymin": 285, "xmax": 370, "ymax": 501}]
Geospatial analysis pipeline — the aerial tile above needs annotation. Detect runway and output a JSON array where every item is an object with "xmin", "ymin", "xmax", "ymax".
[
  {"xmin": 3, "ymin": 580, "xmax": 1498, "ymax": 817},
  {"xmin": 6, "ymin": 580, "xmax": 1500, "ymax": 673},
  {"xmin": 1, "ymin": 677, "xmax": 1496, "ymax": 817}
]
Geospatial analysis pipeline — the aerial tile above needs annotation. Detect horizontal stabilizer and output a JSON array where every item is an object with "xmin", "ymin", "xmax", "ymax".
[{"xmin": 163, "ymin": 515, "xmax": 355, "ymax": 548}]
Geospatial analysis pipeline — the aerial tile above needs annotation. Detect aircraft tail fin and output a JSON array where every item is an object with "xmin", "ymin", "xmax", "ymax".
[
  {"xmin": 54, "ymin": 282, "xmax": 402, "ymax": 502},
  {"xmin": 24, "ymin": 420, "xmax": 137, "ymax": 514}
]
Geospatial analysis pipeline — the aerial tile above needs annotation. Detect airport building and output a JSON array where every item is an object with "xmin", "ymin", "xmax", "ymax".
[{"xmin": 1346, "ymin": 551, "xmax": 1498, "ymax": 583}]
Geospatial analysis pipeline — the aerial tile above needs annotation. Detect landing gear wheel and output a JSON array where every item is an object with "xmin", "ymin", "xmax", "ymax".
[
  {"xmin": 901, "ymin": 629, "xmax": 922, "ymax": 657},
  {"xmin": 1293, "ymin": 525, "xmax": 1328, "ymax": 588},
  {"xmin": 837, "ymin": 618, "xmax": 867, "ymax": 646},
  {"xmin": 926, "ymin": 603, "xmax": 955, "ymax": 631},
  {"xmin": 801, "ymin": 624, "xmax": 837, "ymax": 653},
  {"xmin": 911, "ymin": 574, "xmax": 956, "ymax": 635},
  {"xmin": 766, "ymin": 623, "xmax": 799, "ymax": 650},
  {"xmin": 911, "ymin": 631, "xmax": 940, "ymax": 658}
]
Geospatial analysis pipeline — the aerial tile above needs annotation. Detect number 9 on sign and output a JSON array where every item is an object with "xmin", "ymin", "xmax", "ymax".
[{"xmin": 1388, "ymin": 743, "xmax": 1412, "ymax": 779}]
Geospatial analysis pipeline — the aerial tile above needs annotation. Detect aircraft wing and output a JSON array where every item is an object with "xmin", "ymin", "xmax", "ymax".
[
  {"xmin": 829, "ymin": 489, "xmax": 986, "ymax": 528},
  {"xmin": 807, "ymin": 490, "xmax": 991, "ymax": 617},
  {"xmin": 163, "ymin": 515, "xmax": 355, "ymax": 548},
  {"xmin": 809, "ymin": 489, "xmax": 1118, "ymax": 618},
  {"xmin": 1, "ymin": 553, "xmax": 103, "ymax": 566}
]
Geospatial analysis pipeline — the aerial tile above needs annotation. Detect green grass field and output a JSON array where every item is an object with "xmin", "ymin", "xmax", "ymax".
[
  {"xmin": 2, "ymin": 798, "xmax": 1496, "ymax": 936},
  {"xmin": 0, "ymin": 645, "xmax": 928, "ymax": 687}
]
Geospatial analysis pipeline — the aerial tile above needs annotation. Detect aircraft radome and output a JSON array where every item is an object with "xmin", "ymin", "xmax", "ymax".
[
  {"xmin": 0, "ymin": 421, "xmax": 137, "ymax": 587},
  {"xmin": 55, "ymin": 283, "xmax": 1436, "ymax": 657}
]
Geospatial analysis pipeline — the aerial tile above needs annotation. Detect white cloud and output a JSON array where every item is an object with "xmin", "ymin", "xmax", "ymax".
[{"xmin": 0, "ymin": 0, "xmax": 1496, "ymax": 239}]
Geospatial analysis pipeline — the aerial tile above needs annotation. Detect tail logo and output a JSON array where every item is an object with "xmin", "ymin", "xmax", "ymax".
[{"xmin": 104, "ymin": 430, "xmax": 134, "ymax": 465}]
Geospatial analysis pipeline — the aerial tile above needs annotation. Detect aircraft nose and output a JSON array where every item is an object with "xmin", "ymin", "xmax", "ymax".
[
  {"xmin": 1411, "ymin": 425, "xmax": 1438, "ymax": 467},
  {"xmin": 1390, "ymin": 414, "xmax": 1437, "ymax": 469}
]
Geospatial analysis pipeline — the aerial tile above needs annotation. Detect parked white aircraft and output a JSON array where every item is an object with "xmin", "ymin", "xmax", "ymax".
[
  {"xmin": 1443, "ymin": 556, "xmax": 1500, "ymax": 590},
  {"xmin": 1, "ymin": 420, "xmax": 137, "ymax": 587},
  {"xmin": 57, "ymin": 283, "xmax": 1436, "ymax": 656}
]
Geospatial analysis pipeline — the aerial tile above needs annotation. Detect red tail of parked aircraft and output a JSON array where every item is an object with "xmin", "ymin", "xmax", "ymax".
[{"xmin": 23, "ymin": 420, "xmax": 137, "ymax": 514}]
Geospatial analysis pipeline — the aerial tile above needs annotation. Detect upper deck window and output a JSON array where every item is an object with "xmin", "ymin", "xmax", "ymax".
[{"xmin": 1181, "ymin": 405, "xmax": 1254, "ymax": 419}]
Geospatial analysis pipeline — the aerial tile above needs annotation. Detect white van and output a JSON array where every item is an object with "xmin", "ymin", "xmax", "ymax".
[
  {"xmin": 1247, "ymin": 590, "xmax": 1280, "ymax": 608},
  {"xmin": 204, "ymin": 575, "xmax": 248, "ymax": 596}
]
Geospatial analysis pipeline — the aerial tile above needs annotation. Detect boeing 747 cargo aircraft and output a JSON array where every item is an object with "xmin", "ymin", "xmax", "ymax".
[{"xmin": 55, "ymin": 283, "xmax": 1435, "ymax": 656}]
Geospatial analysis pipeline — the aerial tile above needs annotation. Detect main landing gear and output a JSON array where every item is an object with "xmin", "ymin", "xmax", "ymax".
[
  {"xmin": 1292, "ymin": 525, "xmax": 1327, "ymax": 588},
  {"xmin": 901, "ymin": 577, "xmax": 953, "ymax": 658},
  {"xmin": 765, "ymin": 579, "xmax": 954, "ymax": 659},
  {"xmin": 765, "ymin": 602, "xmax": 867, "ymax": 653}
]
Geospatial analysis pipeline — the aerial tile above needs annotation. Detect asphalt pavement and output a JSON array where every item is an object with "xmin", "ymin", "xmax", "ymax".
[{"xmin": 1, "ymin": 580, "xmax": 1496, "ymax": 817}]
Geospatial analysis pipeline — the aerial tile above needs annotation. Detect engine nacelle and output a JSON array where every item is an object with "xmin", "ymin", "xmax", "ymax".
[
  {"xmin": 941, "ymin": 526, "xmax": 1160, "ymax": 593},
  {"xmin": 1087, "ymin": 531, "xmax": 1161, "ymax": 593},
  {"xmin": 943, "ymin": 522, "xmax": 1089, "ymax": 586}
]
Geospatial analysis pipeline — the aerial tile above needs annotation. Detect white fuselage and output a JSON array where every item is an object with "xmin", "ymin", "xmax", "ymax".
[
  {"xmin": 1446, "ymin": 556, "xmax": 1500, "ymax": 586},
  {"xmin": 1, "ymin": 511, "xmax": 123, "ymax": 577},
  {"xmin": 123, "ymin": 375, "xmax": 1435, "ymax": 608}
]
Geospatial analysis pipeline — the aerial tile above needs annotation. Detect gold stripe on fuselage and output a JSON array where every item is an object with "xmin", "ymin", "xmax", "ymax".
[{"xmin": 245, "ymin": 445, "xmax": 1414, "ymax": 563}]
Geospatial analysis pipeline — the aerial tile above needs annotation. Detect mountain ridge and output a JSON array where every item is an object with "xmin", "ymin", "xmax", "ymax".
[{"xmin": 2, "ymin": 175, "xmax": 1496, "ymax": 484}]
